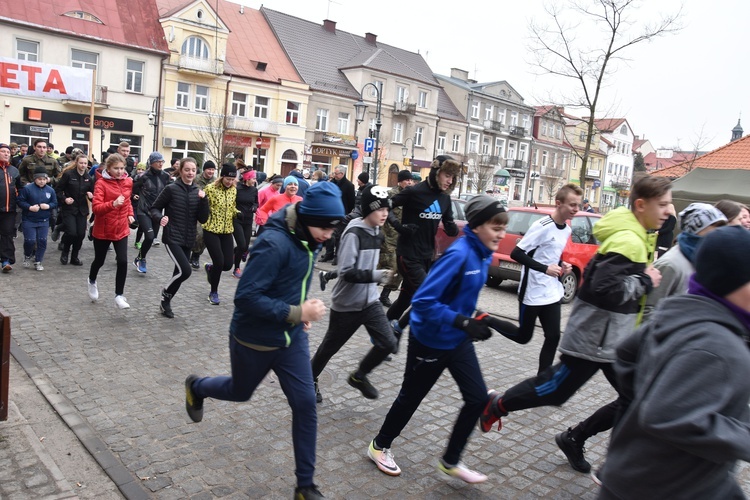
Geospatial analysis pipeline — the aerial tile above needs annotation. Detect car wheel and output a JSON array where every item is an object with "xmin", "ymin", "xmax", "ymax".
[
  {"xmin": 561, "ymin": 272, "xmax": 578, "ymax": 304},
  {"xmin": 486, "ymin": 275, "xmax": 503, "ymax": 288}
]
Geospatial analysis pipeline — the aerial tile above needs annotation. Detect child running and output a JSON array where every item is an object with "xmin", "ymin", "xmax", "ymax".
[{"xmin": 17, "ymin": 166, "xmax": 58, "ymax": 270}]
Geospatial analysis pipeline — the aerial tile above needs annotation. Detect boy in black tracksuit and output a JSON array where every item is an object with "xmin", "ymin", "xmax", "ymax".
[{"xmin": 387, "ymin": 155, "xmax": 461, "ymax": 334}]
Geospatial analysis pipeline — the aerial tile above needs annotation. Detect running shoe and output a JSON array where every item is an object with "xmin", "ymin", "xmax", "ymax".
[
  {"xmin": 114, "ymin": 295, "xmax": 130, "ymax": 309},
  {"xmin": 293, "ymin": 484, "xmax": 324, "ymax": 500},
  {"xmin": 152, "ymin": 239, "xmax": 160, "ymax": 246},
  {"xmin": 204, "ymin": 263, "xmax": 212, "ymax": 283},
  {"xmin": 555, "ymin": 428, "xmax": 591, "ymax": 473},
  {"xmin": 34, "ymin": 262, "xmax": 44, "ymax": 271},
  {"xmin": 232, "ymin": 267, "xmax": 242, "ymax": 279},
  {"xmin": 348, "ymin": 372, "xmax": 378, "ymax": 399},
  {"xmin": 23, "ymin": 256, "xmax": 31, "ymax": 268},
  {"xmin": 1, "ymin": 261, "xmax": 11, "ymax": 273},
  {"xmin": 367, "ymin": 440, "xmax": 401, "ymax": 476},
  {"xmin": 137, "ymin": 259, "xmax": 147, "ymax": 273},
  {"xmin": 208, "ymin": 292, "xmax": 220, "ymax": 305},
  {"xmin": 87, "ymin": 279, "xmax": 99, "ymax": 301},
  {"xmin": 314, "ymin": 378, "xmax": 323, "ymax": 404},
  {"xmin": 438, "ymin": 459, "xmax": 488, "ymax": 483},
  {"xmin": 479, "ymin": 390, "xmax": 506, "ymax": 432},
  {"xmin": 184, "ymin": 374, "xmax": 204, "ymax": 422},
  {"xmin": 134, "ymin": 241, "xmax": 142, "ymax": 250}
]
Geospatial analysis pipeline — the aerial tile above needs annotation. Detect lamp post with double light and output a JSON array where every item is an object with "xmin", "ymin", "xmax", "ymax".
[{"xmin": 353, "ymin": 83, "xmax": 382, "ymax": 182}]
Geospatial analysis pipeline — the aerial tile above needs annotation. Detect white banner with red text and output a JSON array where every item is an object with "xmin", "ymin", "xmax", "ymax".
[{"xmin": 0, "ymin": 57, "xmax": 93, "ymax": 102}]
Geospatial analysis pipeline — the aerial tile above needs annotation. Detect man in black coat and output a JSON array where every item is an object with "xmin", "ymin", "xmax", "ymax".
[{"xmin": 321, "ymin": 165, "xmax": 355, "ymax": 262}]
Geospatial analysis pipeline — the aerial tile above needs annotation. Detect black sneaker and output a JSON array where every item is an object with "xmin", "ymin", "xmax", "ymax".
[
  {"xmin": 314, "ymin": 378, "xmax": 323, "ymax": 404},
  {"xmin": 319, "ymin": 271, "xmax": 329, "ymax": 292},
  {"xmin": 555, "ymin": 428, "xmax": 591, "ymax": 473},
  {"xmin": 185, "ymin": 375, "xmax": 204, "ymax": 422},
  {"xmin": 294, "ymin": 484, "xmax": 325, "ymax": 500},
  {"xmin": 348, "ymin": 372, "xmax": 378, "ymax": 399}
]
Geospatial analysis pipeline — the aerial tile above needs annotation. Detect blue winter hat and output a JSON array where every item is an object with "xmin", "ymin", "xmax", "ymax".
[
  {"xmin": 298, "ymin": 182, "xmax": 344, "ymax": 228},
  {"xmin": 283, "ymin": 175, "xmax": 299, "ymax": 190},
  {"xmin": 147, "ymin": 151, "xmax": 165, "ymax": 165}
]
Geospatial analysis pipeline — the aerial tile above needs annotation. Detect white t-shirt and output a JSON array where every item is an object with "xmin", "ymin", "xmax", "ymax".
[{"xmin": 516, "ymin": 215, "xmax": 570, "ymax": 306}]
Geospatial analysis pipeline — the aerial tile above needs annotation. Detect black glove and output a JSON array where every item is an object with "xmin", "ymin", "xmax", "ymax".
[
  {"xmin": 396, "ymin": 223, "xmax": 418, "ymax": 236},
  {"xmin": 453, "ymin": 314, "xmax": 492, "ymax": 342}
]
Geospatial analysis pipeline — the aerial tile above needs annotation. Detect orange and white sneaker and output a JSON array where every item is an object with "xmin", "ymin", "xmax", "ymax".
[
  {"xmin": 367, "ymin": 440, "xmax": 401, "ymax": 476},
  {"xmin": 438, "ymin": 459, "xmax": 488, "ymax": 483},
  {"xmin": 479, "ymin": 389, "xmax": 506, "ymax": 432}
]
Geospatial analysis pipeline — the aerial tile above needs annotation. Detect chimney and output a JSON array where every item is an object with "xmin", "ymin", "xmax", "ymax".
[
  {"xmin": 365, "ymin": 32, "xmax": 377, "ymax": 45},
  {"xmin": 323, "ymin": 19, "xmax": 336, "ymax": 33},
  {"xmin": 450, "ymin": 68, "xmax": 469, "ymax": 82}
]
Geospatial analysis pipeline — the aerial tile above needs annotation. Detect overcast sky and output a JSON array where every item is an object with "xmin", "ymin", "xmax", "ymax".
[{"xmin": 242, "ymin": 0, "xmax": 747, "ymax": 152}]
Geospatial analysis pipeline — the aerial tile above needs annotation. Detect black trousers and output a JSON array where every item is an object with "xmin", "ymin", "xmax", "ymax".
[
  {"xmin": 387, "ymin": 256, "xmax": 432, "ymax": 326},
  {"xmin": 232, "ymin": 219, "xmax": 253, "ymax": 270},
  {"xmin": 203, "ymin": 230, "xmax": 234, "ymax": 293},
  {"xmin": 61, "ymin": 211, "xmax": 87, "ymax": 258},
  {"xmin": 136, "ymin": 213, "xmax": 160, "ymax": 260},
  {"xmin": 518, "ymin": 301, "xmax": 562, "ymax": 374},
  {"xmin": 89, "ymin": 236, "xmax": 129, "ymax": 296},
  {"xmin": 0, "ymin": 211, "xmax": 17, "ymax": 265},
  {"xmin": 163, "ymin": 244, "xmax": 192, "ymax": 296}
]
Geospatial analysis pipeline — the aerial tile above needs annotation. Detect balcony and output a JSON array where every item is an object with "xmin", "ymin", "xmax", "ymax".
[
  {"xmin": 505, "ymin": 159, "xmax": 527, "ymax": 170},
  {"xmin": 508, "ymin": 126, "xmax": 526, "ymax": 137},
  {"xmin": 478, "ymin": 155, "xmax": 500, "ymax": 166},
  {"xmin": 226, "ymin": 115, "xmax": 279, "ymax": 135},
  {"xmin": 483, "ymin": 120, "xmax": 504, "ymax": 132},
  {"xmin": 62, "ymin": 84, "xmax": 108, "ymax": 108},
  {"xmin": 393, "ymin": 100, "xmax": 417, "ymax": 114},
  {"xmin": 178, "ymin": 55, "xmax": 220, "ymax": 74}
]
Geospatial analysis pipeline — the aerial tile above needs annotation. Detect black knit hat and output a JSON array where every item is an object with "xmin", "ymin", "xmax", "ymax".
[
  {"xmin": 220, "ymin": 163, "xmax": 237, "ymax": 178},
  {"xmin": 398, "ymin": 169, "xmax": 413, "ymax": 182},
  {"xmin": 358, "ymin": 172, "xmax": 369, "ymax": 184},
  {"xmin": 695, "ymin": 225, "xmax": 750, "ymax": 296},
  {"xmin": 360, "ymin": 185, "xmax": 392, "ymax": 217},
  {"xmin": 33, "ymin": 166, "xmax": 48, "ymax": 179},
  {"xmin": 202, "ymin": 160, "xmax": 217, "ymax": 171}
]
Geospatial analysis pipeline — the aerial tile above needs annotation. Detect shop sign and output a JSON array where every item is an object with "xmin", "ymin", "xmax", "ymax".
[
  {"xmin": 318, "ymin": 132, "xmax": 357, "ymax": 147},
  {"xmin": 1, "ymin": 57, "xmax": 92, "ymax": 101},
  {"xmin": 24, "ymin": 107, "xmax": 133, "ymax": 132},
  {"xmin": 224, "ymin": 134, "xmax": 271, "ymax": 148},
  {"xmin": 312, "ymin": 145, "xmax": 350, "ymax": 156}
]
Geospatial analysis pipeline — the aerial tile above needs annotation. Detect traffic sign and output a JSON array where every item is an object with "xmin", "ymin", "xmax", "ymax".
[
  {"xmin": 255, "ymin": 137, "xmax": 262, "ymax": 148},
  {"xmin": 350, "ymin": 150, "xmax": 359, "ymax": 160},
  {"xmin": 364, "ymin": 138, "xmax": 374, "ymax": 153},
  {"xmin": 363, "ymin": 156, "xmax": 373, "ymax": 164},
  {"xmin": 30, "ymin": 126, "xmax": 52, "ymax": 133}
]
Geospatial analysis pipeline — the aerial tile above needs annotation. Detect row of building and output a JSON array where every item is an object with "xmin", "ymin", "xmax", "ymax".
[{"xmin": 1, "ymin": 0, "xmax": 648, "ymax": 210}]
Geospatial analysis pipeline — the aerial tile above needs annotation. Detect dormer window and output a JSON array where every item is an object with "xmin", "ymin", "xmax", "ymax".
[
  {"xmin": 620, "ymin": 124, "xmax": 628, "ymax": 135},
  {"xmin": 181, "ymin": 36, "xmax": 209, "ymax": 59},
  {"xmin": 63, "ymin": 11, "xmax": 103, "ymax": 24}
]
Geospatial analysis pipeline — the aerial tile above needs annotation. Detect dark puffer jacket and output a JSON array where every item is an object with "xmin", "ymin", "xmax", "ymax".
[
  {"xmin": 150, "ymin": 179, "xmax": 209, "ymax": 247},
  {"xmin": 56, "ymin": 168, "xmax": 93, "ymax": 217},
  {"xmin": 133, "ymin": 167, "xmax": 171, "ymax": 215}
]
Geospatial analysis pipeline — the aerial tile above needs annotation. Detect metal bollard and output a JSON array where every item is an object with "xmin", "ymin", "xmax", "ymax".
[{"xmin": 0, "ymin": 307, "xmax": 9, "ymax": 421}]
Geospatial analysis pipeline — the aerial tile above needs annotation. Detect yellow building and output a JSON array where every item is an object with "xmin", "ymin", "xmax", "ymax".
[{"xmin": 563, "ymin": 117, "xmax": 608, "ymax": 210}]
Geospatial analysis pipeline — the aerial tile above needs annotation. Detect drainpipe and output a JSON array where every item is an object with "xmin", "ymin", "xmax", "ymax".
[{"xmin": 222, "ymin": 75, "xmax": 233, "ymax": 162}]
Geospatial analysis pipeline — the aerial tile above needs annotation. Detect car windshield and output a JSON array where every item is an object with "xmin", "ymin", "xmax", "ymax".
[{"xmin": 506, "ymin": 212, "xmax": 547, "ymax": 235}]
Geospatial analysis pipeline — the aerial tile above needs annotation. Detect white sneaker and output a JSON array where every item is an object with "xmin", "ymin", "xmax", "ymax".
[
  {"xmin": 114, "ymin": 295, "xmax": 130, "ymax": 309},
  {"xmin": 368, "ymin": 440, "xmax": 401, "ymax": 476},
  {"xmin": 23, "ymin": 256, "xmax": 31, "ymax": 268},
  {"xmin": 438, "ymin": 459, "xmax": 487, "ymax": 483},
  {"xmin": 153, "ymin": 239, "xmax": 160, "ymax": 246},
  {"xmin": 34, "ymin": 262, "xmax": 44, "ymax": 271},
  {"xmin": 88, "ymin": 279, "xmax": 99, "ymax": 301}
]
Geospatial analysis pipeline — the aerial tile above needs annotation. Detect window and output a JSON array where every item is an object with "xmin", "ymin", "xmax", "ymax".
[
  {"xmin": 392, "ymin": 122, "xmax": 403, "ymax": 143},
  {"xmin": 552, "ymin": 152, "xmax": 558, "ymax": 168},
  {"xmin": 231, "ymin": 92, "xmax": 248, "ymax": 117},
  {"xmin": 481, "ymin": 137, "xmax": 490, "ymax": 155},
  {"xmin": 252, "ymin": 147, "xmax": 267, "ymax": 170},
  {"xmin": 498, "ymin": 108, "xmax": 506, "ymax": 124},
  {"xmin": 254, "ymin": 96, "xmax": 269, "ymax": 119},
  {"xmin": 181, "ymin": 36, "xmax": 209, "ymax": 59},
  {"xmin": 371, "ymin": 80, "xmax": 384, "ymax": 97},
  {"xmin": 507, "ymin": 141, "xmax": 517, "ymax": 159},
  {"xmin": 71, "ymin": 49, "xmax": 98, "ymax": 71},
  {"xmin": 452, "ymin": 134, "xmax": 460, "ymax": 153},
  {"xmin": 519, "ymin": 143, "xmax": 528, "ymax": 161},
  {"xmin": 468, "ymin": 132, "xmax": 480, "ymax": 154},
  {"xmin": 522, "ymin": 114, "xmax": 530, "ymax": 129},
  {"xmin": 125, "ymin": 59, "xmax": 144, "ymax": 93},
  {"xmin": 172, "ymin": 140, "xmax": 205, "ymax": 167},
  {"xmin": 542, "ymin": 121, "xmax": 548, "ymax": 136},
  {"xmin": 485, "ymin": 105, "xmax": 494, "ymax": 121},
  {"xmin": 195, "ymin": 85, "xmax": 208, "ymax": 112},
  {"xmin": 418, "ymin": 91, "xmax": 428, "ymax": 108},
  {"xmin": 176, "ymin": 82, "xmax": 190, "ymax": 109},
  {"xmin": 534, "ymin": 149, "xmax": 540, "ymax": 167},
  {"xmin": 579, "ymin": 131, "xmax": 586, "ymax": 142},
  {"xmin": 571, "ymin": 217, "xmax": 594, "ymax": 244},
  {"xmin": 315, "ymin": 109, "xmax": 329, "ymax": 131},
  {"xmin": 16, "ymin": 39, "xmax": 39, "ymax": 61},
  {"xmin": 556, "ymin": 125, "xmax": 562, "ymax": 139},
  {"xmin": 471, "ymin": 101, "xmax": 480, "ymax": 119},
  {"xmin": 542, "ymin": 150, "xmax": 548, "ymax": 167},
  {"xmin": 396, "ymin": 86, "xmax": 407, "ymax": 103},
  {"xmin": 495, "ymin": 138, "xmax": 505, "ymax": 158},
  {"xmin": 620, "ymin": 124, "xmax": 628, "ymax": 135},
  {"xmin": 437, "ymin": 132, "xmax": 446, "ymax": 151},
  {"xmin": 286, "ymin": 101, "xmax": 300, "ymax": 124},
  {"xmin": 511, "ymin": 111, "xmax": 519, "ymax": 126},
  {"xmin": 337, "ymin": 112, "xmax": 350, "ymax": 134},
  {"xmin": 415, "ymin": 126, "xmax": 424, "ymax": 147}
]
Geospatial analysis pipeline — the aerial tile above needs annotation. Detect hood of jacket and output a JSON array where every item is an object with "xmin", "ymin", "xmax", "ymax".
[{"xmin": 594, "ymin": 206, "xmax": 653, "ymax": 263}]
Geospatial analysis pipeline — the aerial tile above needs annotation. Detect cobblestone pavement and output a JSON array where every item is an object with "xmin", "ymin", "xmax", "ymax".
[{"xmin": 1, "ymin": 233, "xmax": 749, "ymax": 499}]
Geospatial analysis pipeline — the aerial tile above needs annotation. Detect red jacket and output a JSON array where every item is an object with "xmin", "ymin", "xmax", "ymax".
[
  {"xmin": 92, "ymin": 170, "xmax": 134, "ymax": 241},
  {"xmin": 256, "ymin": 192, "xmax": 302, "ymax": 225}
]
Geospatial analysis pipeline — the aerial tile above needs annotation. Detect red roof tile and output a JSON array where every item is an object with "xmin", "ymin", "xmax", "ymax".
[
  {"xmin": 0, "ymin": 0, "xmax": 169, "ymax": 55},
  {"xmin": 593, "ymin": 118, "xmax": 627, "ymax": 133},
  {"xmin": 651, "ymin": 135, "xmax": 750, "ymax": 178}
]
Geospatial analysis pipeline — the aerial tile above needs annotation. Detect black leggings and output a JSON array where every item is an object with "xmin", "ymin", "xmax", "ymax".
[
  {"xmin": 89, "ymin": 236, "xmax": 129, "ymax": 296},
  {"xmin": 518, "ymin": 302, "xmax": 562, "ymax": 374},
  {"xmin": 387, "ymin": 256, "xmax": 432, "ymax": 329},
  {"xmin": 163, "ymin": 244, "xmax": 192, "ymax": 296},
  {"xmin": 60, "ymin": 212, "xmax": 87, "ymax": 258},
  {"xmin": 233, "ymin": 219, "xmax": 253, "ymax": 270},
  {"xmin": 136, "ymin": 213, "xmax": 160, "ymax": 260},
  {"xmin": 203, "ymin": 230, "xmax": 234, "ymax": 293}
]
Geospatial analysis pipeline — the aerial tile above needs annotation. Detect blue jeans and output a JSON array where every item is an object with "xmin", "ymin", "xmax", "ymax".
[
  {"xmin": 193, "ymin": 334, "xmax": 318, "ymax": 487},
  {"xmin": 22, "ymin": 219, "xmax": 49, "ymax": 262},
  {"xmin": 375, "ymin": 334, "xmax": 488, "ymax": 466}
]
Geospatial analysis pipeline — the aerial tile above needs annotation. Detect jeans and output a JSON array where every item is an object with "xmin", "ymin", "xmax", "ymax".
[
  {"xmin": 22, "ymin": 219, "xmax": 49, "ymax": 262},
  {"xmin": 136, "ymin": 213, "xmax": 160, "ymax": 260},
  {"xmin": 374, "ymin": 334, "xmax": 488, "ymax": 466},
  {"xmin": 193, "ymin": 334, "xmax": 317, "ymax": 487}
]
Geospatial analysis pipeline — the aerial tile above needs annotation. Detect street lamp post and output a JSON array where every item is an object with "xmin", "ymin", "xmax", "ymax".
[
  {"xmin": 353, "ymin": 83, "xmax": 382, "ymax": 182},
  {"xmin": 401, "ymin": 137, "xmax": 415, "ymax": 168},
  {"xmin": 147, "ymin": 97, "xmax": 159, "ymax": 152}
]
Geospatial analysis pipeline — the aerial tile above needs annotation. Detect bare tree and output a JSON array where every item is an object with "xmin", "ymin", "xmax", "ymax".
[
  {"xmin": 190, "ymin": 113, "xmax": 250, "ymax": 166},
  {"xmin": 543, "ymin": 167, "xmax": 566, "ymax": 203},
  {"xmin": 528, "ymin": 0, "xmax": 681, "ymax": 183},
  {"xmin": 467, "ymin": 155, "xmax": 496, "ymax": 193}
]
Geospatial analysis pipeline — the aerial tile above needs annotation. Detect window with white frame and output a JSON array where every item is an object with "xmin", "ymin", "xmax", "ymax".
[
  {"xmin": 437, "ymin": 132, "xmax": 446, "ymax": 151},
  {"xmin": 507, "ymin": 141, "xmax": 517, "ymax": 159},
  {"xmin": 485, "ymin": 105, "xmax": 494, "ymax": 121},
  {"xmin": 392, "ymin": 122, "xmax": 403, "ymax": 143},
  {"xmin": 315, "ymin": 109, "xmax": 329, "ymax": 131},
  {"xmin": 71, "ymin": 48, "xmax": 98, "ymax": 71},
  {"xmin": 194, "ymin": 85, "xmax": 208, "ymax": 112},
  {"xmin": 542, "ymin": 150, "xmax": 548, "ymax": 167},
  {"xmin": 396, "ymin": 86, "xmax": 407, "ymax": 103},
  {"xmin": 452, "ymin": 134, "xmax": 460, "ymax": 153},
  {"xmin": 16, "ymin": 39, "xmax": 39, "ymax": 61},
  {"xmin": 511, "ymin": 111, "xmax": 519, "ymax": 126},
  {"xmin": 471, "ymin": 101, "xmax": 480, "ymax": 119},
  {"xmin": 254, "ymin": 96, "xmax": 269, "ymax": 119},
  {"xmin": 498, "ymin": 108, "xmax": 506, "ymax": 124},
  {"xmin": 468, "ymin": 132, "xmax": 480, "ymax": 154},
  {"xmin": 495, "ymin": 138, "xmax": 505, "ymax": 158},
  {"xmin": 542, "ymin": 121, "xmax": 548, "ymax": 136},
  {"xmin": 176, "ymin": 82, "xmax": 190, "ymax": 109},
  {"xmin": 620, "ymin": 124, "xmax": 628, "ymax": 135},
  {"xmin": 181, "ymin": 36, "xmax": 209, "ymax": 59},
  {"xmin": 418, "ymin": 91, "xmax": 428, "ymax": 108},
  {"xmin": 372, "ymin": 80, "xmax": 384, "ymax": 97},
  {"xmin": 337, "ymin": 112, "xmax": 350, "ymax": 135},
  {"xmin": 522, "ymin": 114, "xmax": 530, "ymax": 130},
  {"xmin": 231, "ymin": 92, "xmax": 248, "ymax": 117},
  {"xmin": 552, "ymin": 152, "xmax": 558, "ymax": 168},
  {"xmin": 286, "ymin": 101, "xmax": 300, "ymax": 124},
  {"xmin": 519, "ymin": 143, "xmax": 528, "ymax": 161},
  {"xmin": 534, "ymin": 149, "xmax": 540, "ymax": 167},
  {"xmin": 125, "ymin": 59, "xmax": 144, "ymax": 93},
  {"xmin": 482, "ymin": 137, "xmax": 490, "ymax": 155},
  {"xmin": 415, "ymin": 126, "xmax": 424, "ymax": 147},
  {"xmin": 556, "ymin": 125, "xmax": 562, "ymax": 139}
]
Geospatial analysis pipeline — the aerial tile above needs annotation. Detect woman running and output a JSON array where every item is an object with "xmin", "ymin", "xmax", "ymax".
[
  {"xmin": 88, "ymin": 153, "xmax": 135, "ymax": 309},
  {"xmin": 202, "ymin": 163, "xmax": 238, "ymax": 305},
  {"xmin": 150, "ymin": 157, "xmax": 209, "ymax": 318},
  {"xmin": 132, "ymin": 152, "xmax": 171, "ymax": 274},
  {"xmin": 56, "ymin": 153, "xmax": 93, "ymax": 266},
  {"xmin": 232, "ymin": 169, "xmax": 258, "ymax": 278}
]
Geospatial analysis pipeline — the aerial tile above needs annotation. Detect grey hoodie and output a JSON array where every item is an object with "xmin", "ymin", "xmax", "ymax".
[
  {"xmin": 599, "ymin": 294, "xmax": 750, "ymax": 499},
  {"xmin": 330, "ymin": 218, "xmax": 387, "ymax": 312}
]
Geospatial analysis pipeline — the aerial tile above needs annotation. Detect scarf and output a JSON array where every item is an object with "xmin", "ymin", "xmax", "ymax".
[
  {"xmin": 677, "ymin": 232, "xmax": 701, "ymax": 263},
  {"xmin": 688, "ymin": 274, "xmax": 750, "ymax": 335}
]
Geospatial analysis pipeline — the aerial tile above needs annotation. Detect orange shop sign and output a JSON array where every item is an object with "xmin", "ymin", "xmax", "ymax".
[{"xmin": 0, "ymin": 57, "xmax": 93, "ymax": 102}]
